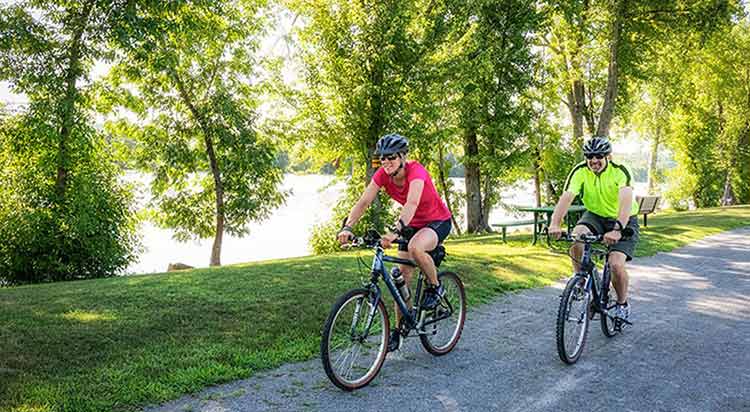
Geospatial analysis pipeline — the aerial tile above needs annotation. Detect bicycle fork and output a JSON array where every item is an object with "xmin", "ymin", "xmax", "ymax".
[{"xmin": 350, "ymin": 284, "xmax": 382, "ymax": 341}]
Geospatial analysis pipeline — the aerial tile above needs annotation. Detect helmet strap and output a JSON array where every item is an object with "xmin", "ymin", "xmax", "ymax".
[{"xmin": 389, "ymin": 153, "xmax": 405, "ymax": 177}]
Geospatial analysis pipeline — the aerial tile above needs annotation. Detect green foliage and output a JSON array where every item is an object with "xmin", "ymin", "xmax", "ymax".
[
  {"xmin": 309, "ymin": 179, "xmax": 398, "ymax": 254},
  {"xmin": 660, "ymin": 17, "xmax": 750, "ymax": 207},
  {"xmin": 0, "ymin": 1, "xmax": 141, "ymax": 283},
  {"xmin": 0, "ymin": 115, "xmax": 140, "ymax": 284},
  {"xmin": 664, "ymin": 164, "xmax": 696, "ymax": 211},
  {"xmin": 439, "ymin": 0, "xmax": 542, "ymax": 213},
  {"xmin": 288, "ymin": 0, "xmax": 447, "ymax": 242},
  {"xmin": 103, "ymin": 0, "xmax": 286, "ymax": 259}
]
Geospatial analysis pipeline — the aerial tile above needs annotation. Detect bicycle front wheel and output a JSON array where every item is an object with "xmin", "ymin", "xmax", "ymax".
[
  {"xmin": 556, "ymin": 276, "xmax": 591, "ymax": 364},
  {"xmin": 419, "ymin": 271, "xmax": 466, "ymax": 356},
  {"xmin": 321, "ymin": 288, "xmax": 389, "ymax": 391}
]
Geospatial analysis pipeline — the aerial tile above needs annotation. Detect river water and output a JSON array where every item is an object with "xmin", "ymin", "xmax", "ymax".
[{"xmin": 126, "ymin": 173, "xmax": 647, "ymax": 274}]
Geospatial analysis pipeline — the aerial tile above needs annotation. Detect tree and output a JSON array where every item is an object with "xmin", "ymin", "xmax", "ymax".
[
  {"xmin": 0, "ymin": 0, "xmax": 140, "ymax": 283},
  {"xmin": 288, "ymin": 0, "xmax": 451, "ymax": 246},
  {"xmin": 539, "ymin": 0, "xmax": 741, "ymax": 199},
  {"xmin": 105, "ymin": 0, "xmax": 286, "ymax": 266},
  {"xmin": 665, "ymin": 17, "xmax": 750, "ymax": 207},
  {"xmin": 435, "ymin": 0, "xmax": 541, "ymax": 232}
]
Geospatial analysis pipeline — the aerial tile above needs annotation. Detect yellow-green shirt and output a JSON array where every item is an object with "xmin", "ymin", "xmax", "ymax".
[{"xmin": 563, "ymin": 161, "xmax": 639, "ymax": 218}]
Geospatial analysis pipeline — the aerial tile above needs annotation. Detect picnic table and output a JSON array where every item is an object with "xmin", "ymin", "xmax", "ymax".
[{"xmin": 516, "ymin": 205, "xmax": 587, "ymax": 245}]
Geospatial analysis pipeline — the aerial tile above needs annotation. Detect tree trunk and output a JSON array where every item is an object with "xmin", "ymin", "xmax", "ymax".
[
  {"xmin": 366, "ymin": 139, "xmax": 383, "ymax": 230},
  {"xmin": 480, "ymin": 176, "xmax": 494, "ymax": 231},
  {"xmin": 172, "ymin": 70, "xmax": 225, "ymax": 266},
  {"xmin": 647, "ymin": 126, "xmax": 661, "ymax": 194},
  {"xmin": 206, "ymin": 135, "xmax": 224, "ymax": 267},
  {"xmin": 533, "ymin": 146, "xmax": 542, "ymax": 207},
  {"xmin": 720, "ymin": 173, "xmax": 735, "ymax": 206},
  {"xmin": 567, "ymin": 85, "xmax": 584, "ymax": 151},
  {"xmin": 565, "ymin": 0, "xmax": 590, "ymax": 151},
  {"xmin": 595, "ymin": 0, "xmax": 626, "ymax": 138},
  {"xmin": 463, "ymin": 126, "xmax": 483, "ymax": 233},
  {"xmin": 437, "ymin": 145, "xmax": 462, "ymax": 235},
  {"xmin": 726, "ymin": 119, "xmax": 750, "ymax": 205},
  {"xmin": 56, "ymin": 3, "xmax": 94, "ymax": 200},
  {"xmin": 546, "ymin": 181, "xmax": 558, "ymax": 202},
  {"xmin": 366, "ymin": 68, "xmax": 384, "ymax": 229}
]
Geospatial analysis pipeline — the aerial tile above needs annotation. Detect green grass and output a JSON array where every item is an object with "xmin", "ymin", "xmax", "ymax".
[{"xmin": 1, "ymin": 206, "xmax": 749, "ymax": 412}]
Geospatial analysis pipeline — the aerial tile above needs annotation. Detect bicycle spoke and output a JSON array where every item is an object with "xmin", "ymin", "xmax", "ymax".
[
  {"xmin": 557, "ymin": 276, "xmax": 591, "ymax": 364},
  {"xmin": 333, "ymin": 345, "xmax": 355, "ymax": 376},
  {"xmin": 420, "ymin": 272, "xmax": 466, "ymax": 355},
  {"xmin": 322, "ymin": 289, "xmax": 389, "ymax": 390}
]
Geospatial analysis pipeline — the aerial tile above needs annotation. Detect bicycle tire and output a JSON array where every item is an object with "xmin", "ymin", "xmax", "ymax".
[
  {"xmin": 556, "ymin": 275, "xmax": 591, "ymax": 364},
  {"xmin": 419, "ymin": 271, "xmax": 466, "ymax": 356},
  {"xmin": 321, "ymin": 288, "xmax": 389, "ymax": 390}
]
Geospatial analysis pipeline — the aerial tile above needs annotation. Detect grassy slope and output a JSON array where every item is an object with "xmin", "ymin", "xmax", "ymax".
[{"xmin": 1, "ymin": 206, "xmax": 749, "ymax": 412}]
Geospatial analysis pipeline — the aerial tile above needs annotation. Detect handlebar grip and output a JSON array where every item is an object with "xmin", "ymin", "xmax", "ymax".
[{"xmin": 621, "ymin": 227, "xmax": 635, "ymax": 238}]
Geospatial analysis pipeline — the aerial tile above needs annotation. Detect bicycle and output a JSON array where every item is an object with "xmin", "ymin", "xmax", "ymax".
[
  {"xmin": 321, "ymin": 229, "xmax": 466, "ymax": 391},
  {"xmin": 555, "ymin": 228, "xmax": 634, "ymax": 364}
]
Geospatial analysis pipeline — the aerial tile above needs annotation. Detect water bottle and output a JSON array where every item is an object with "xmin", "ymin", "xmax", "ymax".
[{"xmin": 391, "ymin": 267, "xmax": 410, "ymax": 301}]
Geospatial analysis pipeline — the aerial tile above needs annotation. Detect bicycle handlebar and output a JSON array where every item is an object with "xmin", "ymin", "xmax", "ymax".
[
  {"xmin": 342, "ymin": 229, "xmax": 408, "ymax": 249},
  {"xmin": 557, "ymin": 227, "xmax": 635, "ymax": 243}
]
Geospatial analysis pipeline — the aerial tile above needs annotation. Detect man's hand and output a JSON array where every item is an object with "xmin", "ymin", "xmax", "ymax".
[
  {"xmin": 548, "ymin": 224, "xmax": 563, "ymax": 240},
  {"xmin": 337, "ymin": 228, "xmax": 354, "ymax": 245},
  {"xmin": 603, "ymin": 230, "xmax": 622, "ymax": 246},
  {"xmin": 380, "ymin": 232, "xmax": 398, "ymax": 249}
]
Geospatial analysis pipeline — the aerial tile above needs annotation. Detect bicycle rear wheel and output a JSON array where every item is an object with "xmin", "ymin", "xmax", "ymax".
[
  {"xmin": 556, "ymin": 275, "xmax": 591, "ymax": 364},
  {"xmin": 419, "ymin": 271, "xmax": 466, "ymax": 356},
  {"xmin": 600, "ymin": 269, "xmax": 619, "ymax": 337},
  {"xmin": 321, "ymin": 288, "xmax": 389, "ymax": 390}
]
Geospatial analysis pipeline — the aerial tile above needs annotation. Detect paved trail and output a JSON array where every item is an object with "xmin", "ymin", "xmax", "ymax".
[{"xmin": 146, "ymin": 228, "xmax": 750, "ymax": 412}]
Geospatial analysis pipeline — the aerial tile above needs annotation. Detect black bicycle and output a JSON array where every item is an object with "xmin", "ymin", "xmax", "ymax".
[
  {"xmin": 321, "ymin": 230, "xmax": 466, "ymax": 390},
  {"xmin": 555, "ymin": 228, "xmax": 634, "ymax": 364}
]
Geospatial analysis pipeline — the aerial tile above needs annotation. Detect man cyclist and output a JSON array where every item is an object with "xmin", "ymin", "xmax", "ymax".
[
  {"xmin": 548, "ymin": 136, "xmax": 640, "ymax": 322},
  {"xmin": 336, "ymin": 133, "xmax": 452, "ymax": 351}
]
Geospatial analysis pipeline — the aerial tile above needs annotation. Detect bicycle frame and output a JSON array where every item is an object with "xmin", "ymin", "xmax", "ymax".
[
  {"xmin": 366, "ymin": 245, "xmax": 419, "ymax": 327},
  {"xmin": 361, "ymin": 244, "xmax": 452, "ymax": 335},
  {"xmin": 575, "ymin": 240, "xmax": 612, "ymax": 316}
]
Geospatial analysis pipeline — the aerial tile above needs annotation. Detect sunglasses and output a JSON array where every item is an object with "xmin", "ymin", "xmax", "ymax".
[
  {"xmin": 379, "ymin": 154, "xmax": 399, "ymax": 161},
  {"xmin": 585, "ymin": 153, "xmax": 605, "ymax": 160}
]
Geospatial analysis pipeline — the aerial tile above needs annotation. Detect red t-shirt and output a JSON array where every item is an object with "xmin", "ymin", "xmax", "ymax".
[{"xmin": 372, "ymin": 161, "xmax": 452, "ymax": 228}]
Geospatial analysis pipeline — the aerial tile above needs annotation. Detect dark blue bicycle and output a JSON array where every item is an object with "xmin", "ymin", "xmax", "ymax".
[
  {"xmin": 555, "ymin": 228, "xmax": 634, "ymax": 364},
  {"xmin": 321, "ymin": 230, "xmax": 466, "ymax": 390}
]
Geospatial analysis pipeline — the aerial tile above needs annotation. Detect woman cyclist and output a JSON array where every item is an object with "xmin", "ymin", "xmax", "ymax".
[{"xmin": 336, "ymin": 133, "xmax": 452, "ymax": 351}]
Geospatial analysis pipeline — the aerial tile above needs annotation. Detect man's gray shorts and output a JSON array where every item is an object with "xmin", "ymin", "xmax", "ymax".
[{"xmin": 576, "ymin": 211, "xmax": 640, "ymax": 261}]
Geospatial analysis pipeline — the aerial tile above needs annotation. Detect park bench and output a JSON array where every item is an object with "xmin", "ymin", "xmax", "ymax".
[
  {"xmin": 636, "ymin": 195, "xmax": 660, "ymax": 227},
  {"xmin": 491, "ymin": 219, "xmax": 537, "ymax": 242}
]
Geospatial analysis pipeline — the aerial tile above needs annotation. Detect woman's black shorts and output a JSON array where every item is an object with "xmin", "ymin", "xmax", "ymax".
[{"xmin": 398, "ymin": 219, "xmax": 452, "ymax": 252}]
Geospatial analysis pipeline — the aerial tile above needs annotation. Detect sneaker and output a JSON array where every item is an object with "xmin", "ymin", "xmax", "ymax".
[
  {"xmin": 421, "ymin": 284, "xmax": 445, "ymax": 310},
  {"xmin": 387, "ymin": 329, "xmax": 401, "ymax": 352},
  {"xmin": 614, "ymin": 302, "xmax": 630, "ymax": 322}
]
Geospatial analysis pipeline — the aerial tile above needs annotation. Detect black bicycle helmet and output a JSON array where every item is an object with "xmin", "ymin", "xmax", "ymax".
[
  {"xmin": 583, "ymin": 136, "xmax": 612, "ymax": 156},
  {"xmin": 374, "ymin": 133, "xmax": 408, "ymax": 156}
]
